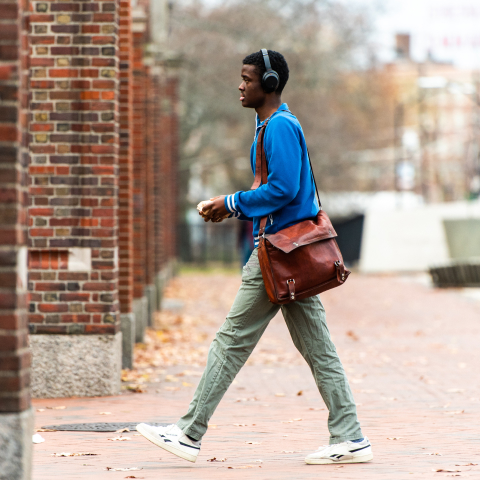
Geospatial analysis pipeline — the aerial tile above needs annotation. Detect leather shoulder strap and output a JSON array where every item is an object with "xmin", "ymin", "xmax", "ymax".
[{"xmin": 250, "ymin": 121, "xmax": 321, "ymax": 237}]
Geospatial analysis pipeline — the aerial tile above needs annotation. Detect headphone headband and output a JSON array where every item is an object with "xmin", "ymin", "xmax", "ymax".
[{"xmin": 261, "ymin": 48, "xmax": 273, "ymax": 71}]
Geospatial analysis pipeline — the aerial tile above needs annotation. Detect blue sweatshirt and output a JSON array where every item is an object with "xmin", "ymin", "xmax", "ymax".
[{"xmin": 224, "ymin": 103, "xmax": 319, "ymax": 247}]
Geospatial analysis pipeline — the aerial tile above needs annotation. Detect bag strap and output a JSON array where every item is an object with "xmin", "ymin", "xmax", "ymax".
[{"xmin": 250, "ymin": 121, "xmax": 322, "ymax": 237}]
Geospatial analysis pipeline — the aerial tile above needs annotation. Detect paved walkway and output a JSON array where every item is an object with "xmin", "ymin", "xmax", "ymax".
[{"xmin": 32, "ymin": 271, "xmax": 480, "ymax": 479}]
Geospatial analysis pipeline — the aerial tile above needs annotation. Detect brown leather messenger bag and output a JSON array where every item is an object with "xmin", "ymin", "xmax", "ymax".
[{"xmin": 252, "ymin": 120, "xmax": 350, "ymax": 305}]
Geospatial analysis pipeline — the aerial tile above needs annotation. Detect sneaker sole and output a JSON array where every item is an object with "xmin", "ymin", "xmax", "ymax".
[
  {"xmin": 135, "ymin": 424, "xmax": 198, "ymax": 463},
  {"xmin": 305, "ymin": 452, "xmax": 373, "ymax": 465}
]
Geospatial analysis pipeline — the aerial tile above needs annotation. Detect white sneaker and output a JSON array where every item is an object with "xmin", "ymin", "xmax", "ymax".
[
  {"xmin": 136, "ymin": 423, "xmax": 201, "ymax": 463},
  {"xmin": 305, "ymin": 437, "xmax": 373, "ymax": 465}
]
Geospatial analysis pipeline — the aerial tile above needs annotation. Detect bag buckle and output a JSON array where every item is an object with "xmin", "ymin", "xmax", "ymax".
[
  {"xmin": 334, "ymin": 261, "xmax": 345, "ymax": 282},
  {"xmin": 286, "ymin": 279, "xmax": 296, "ymax": 301}
]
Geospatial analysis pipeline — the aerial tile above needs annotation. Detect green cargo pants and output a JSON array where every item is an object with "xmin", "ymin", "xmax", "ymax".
[{"xmin": 177, "ymin": 248, "xmax": 363, "ymax": 444}]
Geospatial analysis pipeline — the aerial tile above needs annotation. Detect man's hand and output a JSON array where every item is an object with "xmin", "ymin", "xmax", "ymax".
[{"xmin": 197, "ymin": 196, "xmax": 230, "ymax": 222}]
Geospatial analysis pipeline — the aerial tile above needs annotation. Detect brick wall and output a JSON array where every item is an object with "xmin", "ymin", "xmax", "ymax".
[
  {"xmin": 0, "ymin": 0, "xmax": 31, "ymax": 413},
  {"xmin": 27, "ymin": 0, "xmax": 121, "ymax": 335},
  {"xmin": 118, "ymin": 0, "xmax": 133, "ymax": 314},
  {"xmin": 131, "ymin": 9, "xmax": 147, "ymax": 300},
  {"xmin": 2, "ymin": 0, "xmax": 181, "ymax": 398}
]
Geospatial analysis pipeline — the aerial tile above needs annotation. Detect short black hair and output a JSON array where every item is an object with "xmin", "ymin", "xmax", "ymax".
[{"xmin": 242, "ymin": 50, "xmax": 289, "ymax": 94}]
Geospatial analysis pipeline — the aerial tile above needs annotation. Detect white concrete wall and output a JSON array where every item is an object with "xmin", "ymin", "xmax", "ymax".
[{"xmin": 359, "ymin": 200, "xmax": 480, "ymax": 273}]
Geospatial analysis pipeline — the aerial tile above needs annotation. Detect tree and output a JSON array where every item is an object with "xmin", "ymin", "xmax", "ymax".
[{"xmin": 171, "ymin": 0, "xmax": 397, "ymax": 213}]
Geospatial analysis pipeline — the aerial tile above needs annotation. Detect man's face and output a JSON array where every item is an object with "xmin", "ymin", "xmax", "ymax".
[{"xmin": 239, "ymin": 64, "xmax": 266, "ymax": 109}]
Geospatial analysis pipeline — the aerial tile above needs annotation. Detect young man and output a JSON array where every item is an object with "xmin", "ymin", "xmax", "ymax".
[{"xmin": 136, "ymin": 49, "xmax": 373, "ymax": 465}]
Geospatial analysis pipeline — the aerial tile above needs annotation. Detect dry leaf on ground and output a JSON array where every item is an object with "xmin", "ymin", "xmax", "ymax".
[
  {"xmin": 387, "ymin": 437, "xmax": 403, "ymax": 440},
  {"xmin": 275, "ymin": 393, "xmax": 285, "ymax": 397},
  {"xmin": 108, "ymin": 436, "xmax": 131, "ymax": 441},
  {"xmin": 443, "ymin": 410, "xmax": 464, "ymax": 415},
  {"xmin": 433, "ymin": 469, "xmax": 461, "ymax": 473},
  {"xmin": 245, "ymin": 441, "xmax": 261, "ymax": 445},
  {"xmin": 52, "ymin": 453, "xmax": 98, "ymax": 457},
  {"xmin": 115, "ymin": 428, "xmax": 130, "ymax": 433},
  {"xmin": 207, "ymin": 457, "xmax": 226, "ymax": 462},
  {"xmin": 36, "ymin": 428, "xmax": 57, "ymax": 432}
]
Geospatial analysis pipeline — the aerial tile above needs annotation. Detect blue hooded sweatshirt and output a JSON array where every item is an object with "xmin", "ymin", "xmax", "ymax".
[{"xmin": 224, "ymin": 103, "xmax": 319, "ymax": 247}]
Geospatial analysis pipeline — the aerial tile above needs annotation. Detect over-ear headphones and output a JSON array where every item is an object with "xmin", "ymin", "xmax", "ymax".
[{"xmin": 261, "ymin": 48, "xmax": 279, "ymax": 93}]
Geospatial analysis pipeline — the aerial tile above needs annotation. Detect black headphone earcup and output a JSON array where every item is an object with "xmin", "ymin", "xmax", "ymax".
[{"xmin": 262, "ymin": 71, "xmax": 279, "ymax": 93}]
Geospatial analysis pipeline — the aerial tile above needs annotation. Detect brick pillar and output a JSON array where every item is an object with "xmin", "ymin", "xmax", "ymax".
[
  {"xmin": 143, "ymin": 69, "xmax": 156, "ymax": 324},
  {"xmin": 27, "ymin": 0, "xmax": 122, "ymax": 398},
  {"xmin": 118, "ymin": 0, "xmax": 134, "ymax": 367},
  {"xmin": 160, "ymin": 77, "xmax": 179, "ymax": 263},
  {"xmin": 131, "ymin": 6, "xmax": 148, "ymax": 341},
  {"xmin": 0, "ymin": 0, "xmax": 34, "ymax": 476}
]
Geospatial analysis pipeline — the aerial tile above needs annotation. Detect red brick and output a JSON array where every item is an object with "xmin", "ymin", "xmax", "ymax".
[
  {"xmin": 49, "ymin": 69, "xmax": 79, "ymax": 78},
  {"xmin": 37, "ymin": 303, "xmax": 68, "ymax": 313}
]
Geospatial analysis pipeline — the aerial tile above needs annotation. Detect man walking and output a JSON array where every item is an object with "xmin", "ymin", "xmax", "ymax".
[{"xmin": 136, "ymin": 49, "xmax": 373, "ymax": 465}]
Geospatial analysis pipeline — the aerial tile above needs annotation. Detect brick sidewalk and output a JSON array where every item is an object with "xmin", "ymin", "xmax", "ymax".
[{"xmin": 32, "ymin": 272, "xmax": 480, "ymax": 479}]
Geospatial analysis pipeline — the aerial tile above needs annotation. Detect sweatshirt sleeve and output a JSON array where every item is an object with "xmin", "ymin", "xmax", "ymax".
[
  {"xmin": 225, "ymin": 116, "xmax": 302, "ymax": 219},
  {"xmin": 226, "ymin": 211, "xmax": 253, "ymax": 222}
]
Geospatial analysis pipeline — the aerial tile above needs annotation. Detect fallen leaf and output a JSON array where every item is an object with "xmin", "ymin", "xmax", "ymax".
[
  {"xmin": 275, "ymin": 393, "xmax": 285, "ymax": 397},
  {"xmin": 182, "ymin": 382, "xmax": 193, "ymax": 387},
  {"xmin": 208, "ymin": 424, "xmax": 217, "ymax": 429},
  {"xmin": 443, "ymin": 410, "xmax": 464, "ymax": 415},
  {"xmin": 294, "ymin": 418, "xmax": 302, "ymax": 421},
  {"xmin": 99, "ymin": 412, "xmax": 112, "ymax": 415},
  {"xmin": 36, "ymin": 428, "xmax": 57, "ymax": 432},
  {"xmin": 281, "ymin": 420, "xmax": 293, "ymax": 424},
  {"xmin": 105, "ymin": 467, "xmax": 142, "ymax": 472},
  {"xmin": 233, "ymin": 424, "xmax": 248, "ymax": 427},
  {"xmin": 107, "ymin": 436, "xmax": 131, "ymax": 441},
  {"xmin": 387, "ymin": 437, "xmax": 403, "ymax": 440},
  {"xmin": 126, "ymin": 385, "xmax": 146, "ymax": 393},
  {"xmin": 297, "ymin": 390, "xmax": 303, "ymax": 396},
  {"xmin": 115, "ymin": 428, "xmax": 130, "ymax": 433},
  {"xmin": 455, "ymin": 463, "xmax": 477, "ymax": 466},
  {"xmin": 423, "ymin": 452, "xmax": 442, "ymax": 455},
  {"xmin": 433, "ymin": 469, "xmax": 461, "ymax": 473},
  {"xmin": 245, "ymin": 441, "xmax": 261, "ymax": 445},
  {"xmin": 346, "ymin": 330, "xmax": 359, "ymax": 341},
  {"xmin": 207, "ymin": 457, "xmax": 226, "ymax": 462},
  {"xmin": 254, "ymin": 460, "xmax": 263, "ymax": 463},
  {"xmin": 52, "ymin": 453, "xmax": 98, "ymax": 457}
]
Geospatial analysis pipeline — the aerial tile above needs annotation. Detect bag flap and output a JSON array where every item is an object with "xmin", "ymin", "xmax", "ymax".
[{"xmin": 264, "ymin": 210, "xmax": 337, "ymax": 253}]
